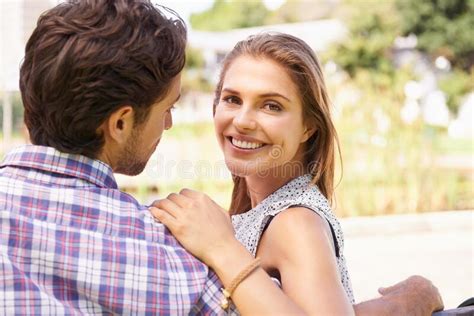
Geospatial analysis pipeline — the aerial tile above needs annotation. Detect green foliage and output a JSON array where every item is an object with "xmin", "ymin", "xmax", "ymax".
[
  {"xmin": 266, "ymin": 0, "xmax": 335, "ymax": 24},
  {"xmin": 182, "ymin": 47, "xmax": 213, "ymax": 93},
  {"xmin": 190, "ymin": 0, "xmax": 270, "ymax": 31},
  {"xmin": 185, "ymin": 47, "xmax": 205, "ymax": 69},
  {"xmin": 326, "ymin": 3, "xmax": 400, "ymax": 77},
  {"xmin": 181, "ymin": 69, "xmax": 213, "ymax": 93},
  {"xmin": 331, "ymin": 68, "xmax": 473, "ymax": 216},
  {"xmin": 190, "ymin": 0, "xmax": 338, "ymax": 30},
  {"xmin": 438, "ymin": 70, "xmax": 474, "ymax": 112},
  {"xmin": 396, "ymin": 0, "xmax": 474, "ymax": 71}
]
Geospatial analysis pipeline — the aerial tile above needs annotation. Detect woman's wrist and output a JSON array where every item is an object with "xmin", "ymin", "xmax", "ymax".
[
  {"xmin": 206, "ymin": 240, "xmax": 255, "ymax": 287},
  {"xmin": 207, "ymin": 238, "xmax": 250, "ymax": 268}
]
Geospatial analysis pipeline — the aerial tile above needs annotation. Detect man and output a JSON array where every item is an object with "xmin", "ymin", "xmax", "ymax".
[{"xmin": 0, "ymin": 0, "xmax": 443, "ymax": 314}]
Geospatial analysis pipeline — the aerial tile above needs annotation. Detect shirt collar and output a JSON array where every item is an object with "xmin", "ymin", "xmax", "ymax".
[{"xmin": 1, "ymin": 145, "xmax": 118, "ymax": 189}]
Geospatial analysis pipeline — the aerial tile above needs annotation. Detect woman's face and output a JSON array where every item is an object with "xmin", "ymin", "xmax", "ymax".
[{"xmin": 214, "ymin": 55, "xmax": 313, "ymax": 177}]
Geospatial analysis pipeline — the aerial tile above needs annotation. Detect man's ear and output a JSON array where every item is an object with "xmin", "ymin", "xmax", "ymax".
[
  {"xmin": 100, "ymin": 106, "xmax": 135, "ymax": 145},
  {"xmin": 301, "ymin": 123, "xmax": 316, "ymax": 143}
]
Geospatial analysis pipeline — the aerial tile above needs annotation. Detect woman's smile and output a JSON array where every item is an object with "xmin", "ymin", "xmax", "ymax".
[
  {"xmin": 214, "ymin": 55, "xmax": 310, "ymax": 177},
  {"xmin": 225, "ymin": 134, "xmax": 269, "ymax": 153}
]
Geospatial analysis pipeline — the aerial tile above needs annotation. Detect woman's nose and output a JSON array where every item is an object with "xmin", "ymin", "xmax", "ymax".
[{"xmin": 233, "ymin": 107, "xmax": 257, "ymax": 131}]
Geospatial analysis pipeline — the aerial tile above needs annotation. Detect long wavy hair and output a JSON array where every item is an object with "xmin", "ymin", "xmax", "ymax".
[{"xmin": 213, "ymin": 33, "xmax": 341, "ymax": 215}]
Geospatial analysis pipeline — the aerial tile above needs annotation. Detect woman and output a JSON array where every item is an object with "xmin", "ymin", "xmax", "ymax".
[{"xmin": 151, "ymin": 33, "xmax": 354, "ymax": 315}]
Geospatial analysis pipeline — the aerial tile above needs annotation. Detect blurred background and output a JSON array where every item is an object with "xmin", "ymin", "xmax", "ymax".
[{"xmin": 1, "ymin": 0, "xmax": 472, "ymax": 309}]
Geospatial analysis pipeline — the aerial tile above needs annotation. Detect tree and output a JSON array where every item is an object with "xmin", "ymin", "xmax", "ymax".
[
  {"xmin": 182, "ymin": 47, "xmax": 212, "ymax": 93},
  {"xmin": 185, "ymin": 47, "xmax": 205, "ymax": 69},
  {"xmin": 326, "ymin": 2, "xmax": 400, "ymax": 78},
  {"xmin": 266, "ymin": 0, "xmax": 336, "ymax": 24},
  {"xmin": 396, "ymin": 0, "xmax": 474, "ymax": 71},
  {"xmin": 190, "ymin": 0, "xmax": 270, "ymax": 31}
]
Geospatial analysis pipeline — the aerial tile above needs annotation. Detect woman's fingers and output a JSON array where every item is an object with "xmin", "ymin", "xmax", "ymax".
[
  {"xmin": 178, "ymin": 189, "xmax": 229, "ymax": 217},
  {"xmin": 152, "ymin": 197, "xmax": 181, "ymax": 218},
  {"xmin": 149, "ymin": 206, "xmax": 177, "ymax": 229},
  {"xmin": 179, "ymin": 188, "xmax": 202, "ymax": 199},
  {"xmin": 166, "ymin": 192, "xmax": 194, "ymax": 209},
  {"xmin": 149, "ymin": 189, "xmax": 236, "ymax": 265}
]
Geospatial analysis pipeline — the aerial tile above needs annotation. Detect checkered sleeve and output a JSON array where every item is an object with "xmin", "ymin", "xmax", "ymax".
[
  {"xmin": 190, "ymin": 269, "xmax": 227, "ymax": 315},
  {"xmin": 0, "ymin": 146, "xmax": 231, "ymax": 314},
  {"xmin": 0, "ymin": 210, "xmax": 214, "ymax": 315}
]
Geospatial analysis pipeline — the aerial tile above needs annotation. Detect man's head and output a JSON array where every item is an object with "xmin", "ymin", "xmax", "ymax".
[{"xmin": 20, "ymin": 0, "xmax": 186, "ymax": 173}]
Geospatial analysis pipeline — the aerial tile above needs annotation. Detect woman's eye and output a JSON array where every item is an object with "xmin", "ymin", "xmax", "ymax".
[
  {"xmin": 222, "ymin": 96, "xmax": 241, "ymax": 105},
  {"xmin": 166, "ymin": 106, "xmax": 175, "ymax": 113},
  {"xmin": 264, "ymin": 103, "xmax": 282, "ymax": 112}
]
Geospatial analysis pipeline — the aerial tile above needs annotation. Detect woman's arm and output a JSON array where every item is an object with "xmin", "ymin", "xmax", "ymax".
[
  {"xmin": 260, "ymin": 208, "xmax": 444, "ymax": 316},
  {"xmin": 149, "ymin": 189, "xmax": 443, "ymax": 315},
  {"xmin": 258, "ymin": 207, "xmax": 354, "ymax": 315},
  {"xmin": 150, "ymin": 189, "xmax": 305, "ymax": 315}
]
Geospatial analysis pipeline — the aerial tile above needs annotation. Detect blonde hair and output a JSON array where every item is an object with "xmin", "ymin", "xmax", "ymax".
[{"xmin": 214, "ymin": 33, "xmax": 341, "ymax": 215}]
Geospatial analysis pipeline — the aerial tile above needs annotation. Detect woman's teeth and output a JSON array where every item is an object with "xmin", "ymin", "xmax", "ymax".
[{"xmin": 231, "ymin": 138, "xmax": 264, "ymax": 149}]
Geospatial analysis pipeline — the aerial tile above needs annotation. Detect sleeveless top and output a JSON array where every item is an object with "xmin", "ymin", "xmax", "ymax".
[{"xmin": 231, "ymin": 174, "xmax": 355, "ymax": 303}]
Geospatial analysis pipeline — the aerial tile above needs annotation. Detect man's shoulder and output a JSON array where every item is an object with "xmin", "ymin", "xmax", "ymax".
[
  {"xmin": 0, "ymin": 176, "xmax": 214, "ymax": 315},
  {"xmin": 0, "ymin": 160, "xmax": 162, "ymax": 244}
]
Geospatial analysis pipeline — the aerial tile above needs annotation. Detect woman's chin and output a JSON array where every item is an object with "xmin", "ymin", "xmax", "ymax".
[{"xmin": 225, "ymin": 159, "xmax": 258, "ymax": 178}]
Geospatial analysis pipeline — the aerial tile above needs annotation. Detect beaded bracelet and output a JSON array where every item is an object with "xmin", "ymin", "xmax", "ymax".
[{"xmin": 220, "ymin": 258, "xmax": 262, "ymax": 310}]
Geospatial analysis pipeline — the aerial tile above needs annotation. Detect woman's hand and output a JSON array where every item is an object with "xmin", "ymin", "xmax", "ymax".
[
  {"xmin": 149, "ymin": 189, "xmax": 238, "ymax": 268},
  {"xmin": 151, "ymin": 191, "xmax": 307, "ymax": 315}
]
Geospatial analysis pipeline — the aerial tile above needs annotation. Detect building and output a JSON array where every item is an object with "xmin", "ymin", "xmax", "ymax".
[{"xmin": 188, "ymin": 19, "xmax": 348, "ymax": 83}]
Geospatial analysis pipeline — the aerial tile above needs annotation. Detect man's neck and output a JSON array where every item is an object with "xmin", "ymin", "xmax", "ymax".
[{"xmin": 97, "ymin": 143, "xmax": 118, "ymax": 171}]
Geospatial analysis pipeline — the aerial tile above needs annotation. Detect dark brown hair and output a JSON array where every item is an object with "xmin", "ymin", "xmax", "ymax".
[
  {"xmin": 20, "ymin": 0, "xmax": 186, "ymax": 158},
  {"xmin": 214, "ymin": 33, "xmax": 341, "ymax": 215}
]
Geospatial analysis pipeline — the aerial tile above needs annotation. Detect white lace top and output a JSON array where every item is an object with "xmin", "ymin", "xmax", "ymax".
[{"xmin": 231, "ymin": 174, "xmax": 355, "ymax": 303}]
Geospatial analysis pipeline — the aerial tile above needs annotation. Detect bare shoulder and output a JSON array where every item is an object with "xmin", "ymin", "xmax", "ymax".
[
  {"xmin": 259, "ymin": 206, "xmax": 334, "ymax": 265},
  {"xmin": 273, "ymin": 206, "xmax": 327, "ymax": 226},
  {"xmin": 269, "ymin": 207, "xmax": 333, "ymax": 244},
  {"xmin": 257, "ymin": 207, "xmax": 353, "ymax": 314}
]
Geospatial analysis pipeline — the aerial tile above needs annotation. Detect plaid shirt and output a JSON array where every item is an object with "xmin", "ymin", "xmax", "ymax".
[{"xmin": 0, "ymin": 145, "xmax": 225, "ymax": 315}]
